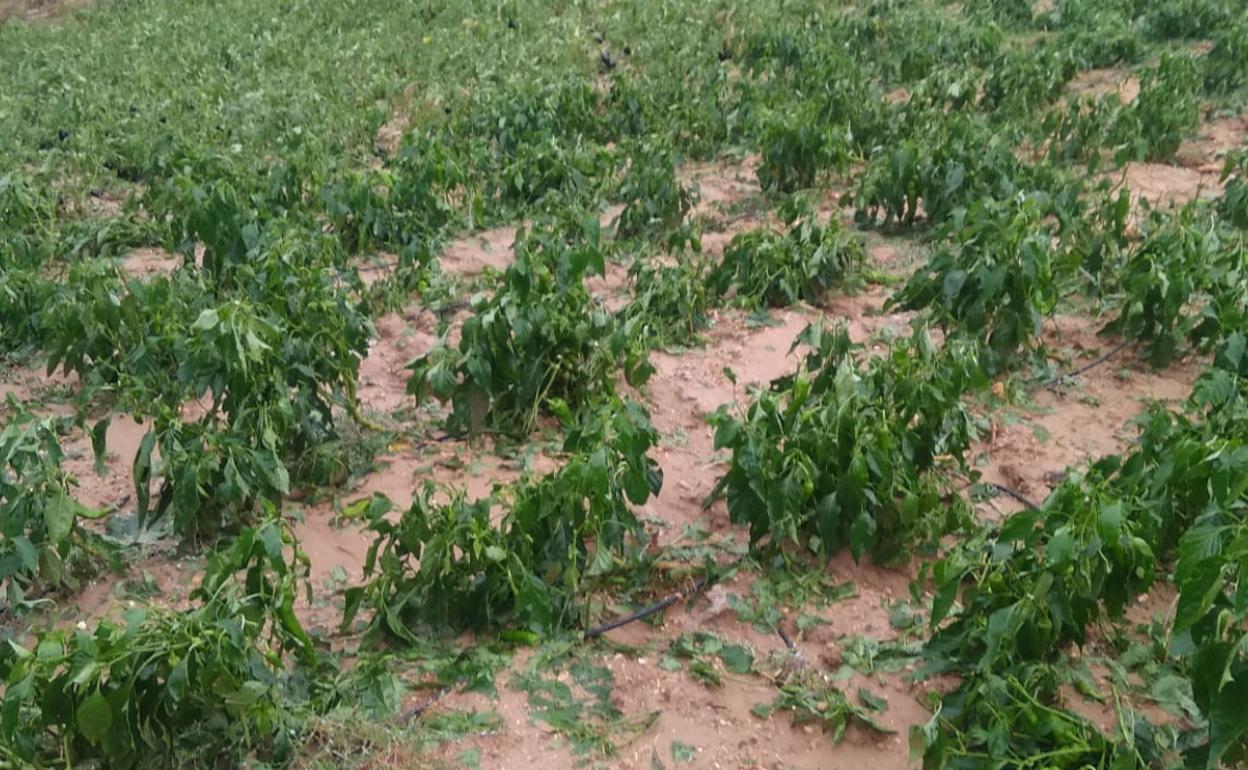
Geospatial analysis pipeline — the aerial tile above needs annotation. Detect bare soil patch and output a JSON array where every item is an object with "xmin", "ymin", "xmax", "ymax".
[
  {"xmin": 1068, "ymin": 67, "xmax": 1140, "ymax": 103},
  {"xmin": 0, "ymin": 0, "xmax": 91, "ymax": 24}
]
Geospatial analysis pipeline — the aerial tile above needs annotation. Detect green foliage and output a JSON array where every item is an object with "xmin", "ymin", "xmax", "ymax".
[
  {"xmin": 668, "ymin": 632, "xmax": 755, "ymax": 685},
  {"xmin": 320, "ymin": 134, "xmax": 466, "ymax": 254},
  {"xmin": 963, "ymin": 0, "xmax": 1036, "ymax": 27},
  {"xmin": 753, "ymin": 680, "xmax": 891, "ymax": 742},
  {"xmin": 891, "ymin": 194, "xmax": 1058, "ymax": 369},
  {"xmin": 755, "ymin": 102, "xmax": 851, "ymax": 193},
  {"xmin": 1168, "ymin": 336, "xmax": 1248, "ymax": 769},
  {"xmin": 614, "ymin": 145, "xmax": 696, "ymax": 240},
  {"xmin": 854, "ymin": 115, "xmax": 1033, "ymax": 229},
  {"xmin": 1103, "ymin": 204, "xmax": 1245, "ymax": 368},
  {"xmin": 1141, "ymin": 0, "xmax": 1241, "ymax": 41},
  {"xmin": 745, "ymin": 42, "xmax": 886, "ymax": 190},
  {"xmin": 1055, "ymin": 182, "xmax": 1133, "ymax": 289},
  {"xmin": 1203, "ymin": 21, "xmax": 1248, "ymax": 95},
  {"xmin": 1218, "ymin": 151, "xmax": 1248, "ymax": 229},
  {"xmin": 5, "ymin": 1, "xmax": 1248, "ymax": 766},
  {"xmin": 0, "ymin": 269, "xmax": 57, "ymax": 351},
  {"xmin": 913, "ymin": 664, "xmax": 1151, "ymax": 769},
  {"xmin": 619, "ymin": 248, "xmax": 716, "ymax": 347},
  {"xmin": 408, "ymin": 218, "xmax": 652, "ymax": 434},
  {"xmin": 513, "ymin": 656, "xmax": 658, "ymax": 757},
  {"xmin": 0, "ymin": 173, "xmax": 56, "ymax": 270},
  {"xmin": 27, "ymin": 241, "xmax": 371, "ymax": 544},
  {"xmin": 1048, "ymin": 1, "xmax": 1144, "ymax": 69},
  {"xmin": 979, "ymin": 46, "xmax": 1078, "ymax": 119},
  {"xmin": 130, "ymin": 275, "xmax": 369, "ymax": 541},
  {"xmin": 1113, "ymin": 53, "xmax": 1201, "ymax": 162},
  {"xmin": 0, "ymin": 408, "xmax": 107, "ymax": 605},
  {"xmin": 0, "ymin": 604, "xmax": 298, "ymax": 768},
  {"xmin": 708, "ymin": 324, "xmax": 983, "ymax": 562},
  {"xmin": 344, "ymin": 399, "xmax": 663, "ymax": 635},
  {"xmin": 918, "ymin": 335, "xmax": 1248, "ymax": 768},
  {"xmin": 925, "ymin": 473, "xmax": 1158, "ymax": 676},
  {"xmin": 709, "ymin": 205, "xmax": 864, "ymax": 307},
  {"xmin": 0, "ymin": 518, "xmax": 323, "ymax": 769}
]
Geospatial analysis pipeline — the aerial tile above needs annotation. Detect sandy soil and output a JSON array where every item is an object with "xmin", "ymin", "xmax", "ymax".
[
  {"xmin": 118, "ymin": 247, "xmax": 180, "ymax": 279},
  {"xmin": 1068, "ymin": 68, "xmax": 1140, "ymax": 104},
  {"xmin": 976, "ymin": 315, "xmax": 1205, "ymax": 514},
  {"xmin": 0, "ymin": 0, "xmax": 90, "ymax": 24}
]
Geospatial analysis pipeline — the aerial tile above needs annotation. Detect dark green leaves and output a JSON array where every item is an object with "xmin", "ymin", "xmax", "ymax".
[
  {"xmin": 709, "ymin": 322, "xmax": 980, "ymax": 561},
  {"xmin": 890, "ymin": 194, "xmax": 1057, "ymax": 370},
  {"xmin": 0, "ymin": 409, "xmax": 103, "ymax": 602},
  {"xmin": 754, "ymin": 680, "xmax": 892, "ymax": 742},
  {"xmin": 76, "ymin": 692, "xmax": 113, "ymax": 745},
  {"xmin": 613, "ymin": 143, "xmax": 696, "ymax": 240},
  {"xmin": 669, "ymin": 632, "xmax": 755, "ymax": 682},
  {"xmin": 921, "ymin": 338, "xmax": 1248, "ymax": 767},
  {"xmin": 0, "ymin": 552, "xmax": 314, "ymax": 768},
  {"xmin": 1102, "ymin": 204, "xmax": 1244, "ymax": 368},
  {"xmin": 408, "ymin": 219, "xmax": 653, "ymax": 435},
  {"xmin": 347, "ymin": 398, "xmax": 663, "ymax": 635},
  {"xmin": 708, "ymin": 211, "xmax": 864, "ymax": 308}
]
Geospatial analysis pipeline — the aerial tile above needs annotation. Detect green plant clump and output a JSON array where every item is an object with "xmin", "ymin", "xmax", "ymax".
[
  {"xmin": 708, "ymin": 323, "xmax": 983, "ymax": 562},
  {"xmin": 890, "ymin": 194, "xmax": 1059, "ymax": 370},
  {"xmin": 1, "ymin": 408, "xmax": 108, "ymax": 606},
  {"xmin": 407, "ymin": 218, "xmax": 652, "ymax": 435},
  {"xmin": 344, "ymin": 399, "xmax": 663, "ymax": 635},
  {"xmin": 0, "ymin": 518, "xmax": 341, "ymax": 769},
  {"xmin": 709, "ymin": 207, "xmax": 864, "ymax": 307},
  {"xmin": 916, "ymin": 333, "xmax": 1248, "ymax": 768}
]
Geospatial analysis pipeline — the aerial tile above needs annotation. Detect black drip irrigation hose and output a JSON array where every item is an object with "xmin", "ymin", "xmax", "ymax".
[
  {"xmin": 583, "ymin": 576, "xmax": 710, "ymax": 639},
  {"xmin": 402, "ymin": 561, "xmax": 729, "ymax": 721},
  {"xmin": 991, "ymin": 482, "xmax": 1042, "ymax": 511},
  {"xmin": 777, "ymin": 625, "xmax": 796, "ymax": 651},
  {"xmin": 1041, "ymin": 338, "xmax": 1133, "ymax": 390}
]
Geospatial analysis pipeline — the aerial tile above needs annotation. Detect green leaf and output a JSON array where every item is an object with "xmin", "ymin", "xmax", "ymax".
[
  {"xmin": 858, "ymin": 687, "xmax": 888, "ymax": 712},
  {"xmin": 1175, "ymin": 558, "xmax": 1225, "ymax": 633},
  {"xmin": 91, "ymin": 418, "xmax": 110, "ymax": 476},
  {"xmin": 167, "ymin": 657, "xmax": 189, "ymax": 702},
  {"xmin": 930, "ymin": 574, "xmax": 962, "ymax": 628},
  {"xmin": 192, "ymin": 308, "xmax": 220, "ymax": 331},
  {"xmin": 688, "ymin": 659, "xmax": 721, "ymax": 686},
  {"xmin": 77, "ymin": 691, "xmax": 113, "ymax": 745},
  {"xmin": 983, "ymin": 603, "xmax": 1017, "ymax": 667},
  {"xmin": 849, "ymin": 512, "xmax": 877, "ymax": 560},
  {"xmin": 133, "ymin": 429, "xmax": 157, "ymax": 524},
  {"xmin": 43, "ymin": 491, "xmax": 77, "ymax": 544},
  {"xmin": 719, "ymin": 644, "xmax": 753, "ymax": 674},
  {"xmin": 671, "ymin": 740, "xmax": 696, "ymax": 763},
  {"xmin": 1207, "ymin": 675, "xmax": 1248, "ymax": 768},
  {"xmin": 999, "ymin": 506, "xmax": 1042, "ymax": 542}
]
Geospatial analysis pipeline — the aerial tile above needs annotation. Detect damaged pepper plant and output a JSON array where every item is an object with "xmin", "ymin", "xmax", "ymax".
[
  {"xmin": 343, "ymin": 398, "xmax": 664, "ymax": 636},
  {"xmin": 407, "ymin": 216, "xmax": 653, "ymax": 435},
  {"xmin": 708, "ymin": 322, "xmax": 983, "ymax": 563}
]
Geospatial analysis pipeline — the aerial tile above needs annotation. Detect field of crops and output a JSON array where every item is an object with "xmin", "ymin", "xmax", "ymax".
[{"xmin": 2, "ymin": 0, "xmax": 1247, "ymax": 767}]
